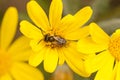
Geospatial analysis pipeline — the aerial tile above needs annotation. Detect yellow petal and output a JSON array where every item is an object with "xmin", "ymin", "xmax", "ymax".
[
  {"xmin": 116, "ymin": 62, "xmax": 120, "ymax": 80},
  {"xmin": 77, "ymin": 37, "xmax": 108, "ymax": 54},
  {"xmin": 29, "ymin": 46, "xmax": 46, "ymax": 67},
  {"xmin": 74, "ymin": 6, "xmax": 92, "ymax": 27},
  {"xmin": 58, "ymin": 49, "xmax": 65, "ymax": 65},
  {"xmin": 30, "ymin": 40, "xmax": 46, "ymax": 52},
  {"xmin": 63, "ymin": 42, "xmax": 90, "ymax": 77},
  {"xmin": 69, "ymin": 42, "xmax": 89, "ymax": 59},
  {"xmin": 7, "ymin": 36, "xmax": 31, "ymax": 61},
  {"xmin": 12, "ymin": 50, "xmax": 33, "ymax": 61},
  {"xmin": 8, "ymin": 36, "xmax": 30, "ymax": 53},
  {"xmin": 44, "ymin": 48, "xmax": 58, "ymax": 73},
  {"xmin": 112, "ymin": 61, "xmax": 119, "ymax": 80},
  {"xmin": 89, "ymin": 23, "xmax": 110, "ymax": 44},
  {"xmin": 57, "ymin": 14, "xmax": 75, "ymax": 32},
  {"xmin": 0, "ymin": 7, "xmax": 18, "ymax": 50},
  {"xmin": 49, "ymin": 0, "xmax": 63, "ymax": 28},
  {"xmin": 64, "ymin": 26, "xmax": 89, "ymax": 40},
  {"xmin": 27, "ymin": 1, "xmax": 50, "ymax": 31},
  {"xmin": 0, "ymin": 73, "xmax": 12, "ymax": 80},
  {"xmin": 111, "ymin": 29, "xmax": 120, "ymax": 41},
  {"xmin": 20, "ymin": 20, "xmax": 43, "ymax": 40},
  {"xmin": 61, "ymin": 7, "xmax": 92, "ymax": 36},
  {"xmin": 61, "ymin": 6, "xmax": 92, "ymax": 35},
  {"xmin": 10, "ymin": 62, "xmax": 44, "ymax": 80},
  {"xmin": 64, "ymin": 6, "xmax": 92, "ymax": 35},
  {"xmin": 94, "ymin": 55, "xmax": 114, "ymax": 80},
  {"xmin": 84, "ymin": 50, "xmax": 113, "ymax": 74},
  {"xmin": 65, "ymin": 58, "xmax": 90, "ymax": 77}
]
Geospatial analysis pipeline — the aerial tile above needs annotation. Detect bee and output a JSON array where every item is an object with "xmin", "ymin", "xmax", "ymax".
[
  {"xmin": 36, "ymin": 27, "xmax": 66, "ymax": 47},
  {"xmin": 53, "ymin": 36, "xmax": 66, "ymax": 45},
  {"xmin": 44, "ymin": 34, "xmax": 66, "ymax": 48}
]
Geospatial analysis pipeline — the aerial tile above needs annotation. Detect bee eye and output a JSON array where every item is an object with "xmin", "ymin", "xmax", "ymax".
[
  {"xmin": 49, "ymin": 36, "xmax": 55, "ymax": 42},
  {"xmin": 44, "ymin": 34, "xmax": 49, "ymax": 42}
]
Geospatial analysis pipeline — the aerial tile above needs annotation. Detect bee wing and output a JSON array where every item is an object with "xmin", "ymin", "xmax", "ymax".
[
  {"xmin": 53, "ymin": 36, "xmax": 59, "ymax": 40},
  {"xmin": 53, "ymin": 36, "xmax": 66, "ymax": 44}
]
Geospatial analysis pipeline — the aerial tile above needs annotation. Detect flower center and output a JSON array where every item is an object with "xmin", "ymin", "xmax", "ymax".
[
  {"xmin": 0, "ymin": 49, "xmax": 12, "ymax": 76},
  {"xmin": 108, "ymin": 34, "xmax": 120, "ymax": 61},
  {"xmin": 44, "ymin": 33, "xmax": 67, "ymax": 48}
]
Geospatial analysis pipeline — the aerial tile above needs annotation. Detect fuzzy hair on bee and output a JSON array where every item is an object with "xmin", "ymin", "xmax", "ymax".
[{"xmin": 44, "ymin": 34, "xmax": 67, "ymax": 48}]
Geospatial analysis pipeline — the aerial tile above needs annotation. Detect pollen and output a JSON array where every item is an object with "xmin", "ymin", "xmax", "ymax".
[
  {"xmin": 108, "ymin": 32, "xmax": 120, "ymax": 61},
  {"xmin": 0, "ymin": 49, "xmax": 12, "ymax": 76}
]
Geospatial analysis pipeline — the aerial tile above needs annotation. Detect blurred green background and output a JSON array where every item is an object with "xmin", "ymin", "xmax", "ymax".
[{"xmin": 0, "ymin": 0, "xmax": 120, "ymax": 80}]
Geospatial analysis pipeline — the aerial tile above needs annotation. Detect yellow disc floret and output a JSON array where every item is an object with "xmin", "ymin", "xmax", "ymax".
[{"xmin": 108, "ymin": 30, "xmax": 120, "ymax": 61}]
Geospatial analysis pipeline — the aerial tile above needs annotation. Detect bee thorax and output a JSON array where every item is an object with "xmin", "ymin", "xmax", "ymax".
[{"xmin": 44, "ymin": 34, "xmax": 66, "ymax": 48}]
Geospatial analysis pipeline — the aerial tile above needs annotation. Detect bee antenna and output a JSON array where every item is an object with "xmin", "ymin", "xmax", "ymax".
[
  {"xmin": 37, "ymin": 39, "xmax": 43, "ymax": 44},
  {"xmin": 37, "ymin": 27, "xmax": 46, "ymax": 35}
]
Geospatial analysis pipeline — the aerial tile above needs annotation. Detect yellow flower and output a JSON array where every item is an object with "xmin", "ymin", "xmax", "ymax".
[
  {"xmin": 77, "ymin": 22, "xmax": 120, "ymax": 80},
  {"xmin": 20, "ymin": 0, "xmax": 92, "ymax": 77},
  {"xmin": 0, "ymin": 7, "xmax": 44, "ymax": 80}
]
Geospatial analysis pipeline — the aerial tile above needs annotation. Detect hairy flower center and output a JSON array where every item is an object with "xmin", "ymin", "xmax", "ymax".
[
  {"xmin": 108, "ymin": 36, "xmax": 120, "ymax": 61},
  {"xmin": 0, "ymin": 49, "xmax": 12, "ymax": 76}
]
